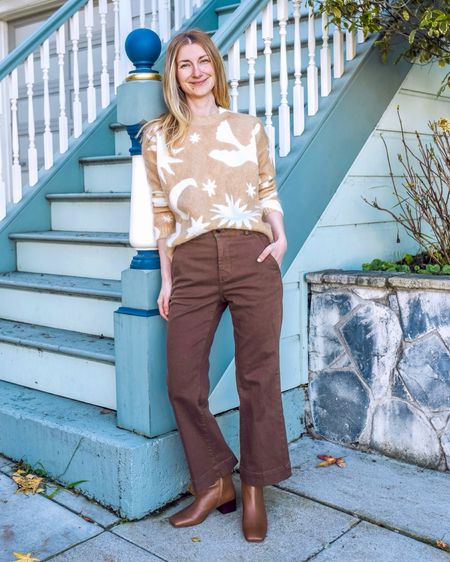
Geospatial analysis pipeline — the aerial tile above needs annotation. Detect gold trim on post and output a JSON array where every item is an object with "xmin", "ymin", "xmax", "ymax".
[{"xmin": 125, "ymin": 72, "xmax": 161, "ymax": 81}]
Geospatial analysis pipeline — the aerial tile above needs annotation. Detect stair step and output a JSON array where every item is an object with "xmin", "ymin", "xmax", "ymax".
[
  {"xmin": 9, "ymin": 231, "xmax": 135, "ymax": 280},
  {"xmin": 0, "ymin": 319, "xmax": 115, "ymax": 408},
  {"xmin": 80, "ymin": 156, "xmax": 132, "ymax": 193},
  {"xmin": 47, "ymin": 193, "xmax": 131, "ymax": 233},
  {"xmin": 0, "ymin": 272, "xmax": 120, "ymax": 337}
]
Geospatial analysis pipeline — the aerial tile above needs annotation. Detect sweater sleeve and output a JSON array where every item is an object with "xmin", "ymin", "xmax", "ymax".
[
  {"xmin": 142, "ymin": 124, "xmax": 176, "ymax": 240},
  {"xmin": 256, "ymin": 119, "xmax": 284, "ymax": 217}
]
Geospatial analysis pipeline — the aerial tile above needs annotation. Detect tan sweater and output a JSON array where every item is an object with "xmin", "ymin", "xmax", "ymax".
[{"xmin": 142, "ymin": 107, "xmax": 283, "ymax": 258}]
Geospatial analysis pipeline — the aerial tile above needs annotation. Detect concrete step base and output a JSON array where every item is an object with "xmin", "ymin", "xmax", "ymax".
[{"xmin": 0, "ymin": 380, "xmax": 304, "ymax": 519}]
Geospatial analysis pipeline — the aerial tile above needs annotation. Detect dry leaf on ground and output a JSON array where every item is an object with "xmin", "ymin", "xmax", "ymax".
[
  {"xmin": 191, "ymin": 536, "xmax": 201, "ymax": 542},
  {"xmin": 13, "ymin": 552, "xmax": 40, "ymax": 561},
  {"xmin": 11, "ymin": 471, "xmax": 45, "ymax": 494},
  {"xmin": 436, "ymin": 539, "xmax": 448, "ymax": 550},
  {"xmin": 316, "ymin": 454, "xmax": 347, "ymax": 468}
]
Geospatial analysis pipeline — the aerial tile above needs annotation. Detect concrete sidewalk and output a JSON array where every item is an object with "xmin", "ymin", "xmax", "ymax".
[{"xmin": 1, "ymin": 434, "xmax": 449, "ymax": 562}]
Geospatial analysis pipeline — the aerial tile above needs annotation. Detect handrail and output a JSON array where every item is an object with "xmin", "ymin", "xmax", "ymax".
[{"xmin": 0, "ymin": 0, "xmax": 89, "ymax": 82}]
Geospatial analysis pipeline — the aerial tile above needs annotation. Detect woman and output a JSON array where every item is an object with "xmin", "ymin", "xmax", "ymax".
[{"xmin": 142, "ymin": 28, "xmax": 292, "ymax": 542}]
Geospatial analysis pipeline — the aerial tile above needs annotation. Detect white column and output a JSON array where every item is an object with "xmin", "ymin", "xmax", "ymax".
[
  {"xmin": 85, "ymin": 0, "xmax": 97, "ymax": 123},
  {"xmin": 40, "ymin": 39, "xmax": 53, "ymax": 169},
  {"xmin": 56, "ymin": 24, "xmax": 69, "ymax": 152},
  {"xmin": 346, "ymin": 29, "xmax": 356, "ymax": 60},
  {"xmin": 320, "ymin": 12, "xmax": 331, "ymax": 96},
  {"xmin": 277, "ymin": 0, "xmax": 290, "ymax": 157},
  {"xmin": 292, "ymin": 0, "xmax": 304, "ymax": 136},
  {"xmin": 24, "ymin": 54, "xmax": 38, "ymax": 186},
  {"xmin": 307, "ymin": 5, "xmax": 318, "ymax": 116},
  {"xmin": 118, "ymin": 0, "xmax": 133, "ymax": 83},
  {"xmin": 9, "ymin": 69, "xmax": 22, "ymax": 203},
  {"xmin": 245, "ymin": 19, "xmax": 257, "ymax": 116},
  {"xmin": 0, "ymin": 84, "xmax": 5, "ymax": 220},
  {"xmin": 227, "ymin": 38, "xmax": 240, "ymax": 113},
  {"xmin": 333, "ymin": 23, "xmax": 344, "ymax": 78},
  {"xmin": 70, "ymin": 12, "xmax": 83, "ymax": 137},
  {"xmin": 99, "ymin": 0, "xmax": 111, "ymax": 108},
  {"xmin": 262, "ymin": 0, "xmax": 275, "ymax": 164}
]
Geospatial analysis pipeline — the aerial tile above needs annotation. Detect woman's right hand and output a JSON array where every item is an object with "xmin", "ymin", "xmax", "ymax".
[{"xmin": 157, "ymin": 280, "xmax": 172, "ymax": 321}]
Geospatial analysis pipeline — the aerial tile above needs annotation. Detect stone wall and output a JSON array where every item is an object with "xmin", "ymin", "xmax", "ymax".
[{"xmin": 306, "ymin": 270, "xmax": 450, "ymax": 471}]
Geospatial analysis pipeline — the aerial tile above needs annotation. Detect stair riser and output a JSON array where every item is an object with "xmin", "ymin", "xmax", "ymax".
[
  {"xmin": 16, "ymin": 241, "xmax": 135, "ymax": 280},
  {"xmin": 0, "ymin": 343, "xmax": 115, "ymax": 409},
  {"xmin": 84, "ymin": 161, "xmax": 132, "ymax": 193},
  {"xmin": 115, "ymin": 129, "xmax": 132, "ymax": 156},
  {"xmin": 0, "ymin": 288, "xmax": 117, "ymax": 337},
  {"xmin": 51, "ymin": 201, "xmax": 130, "ymax": 233}
]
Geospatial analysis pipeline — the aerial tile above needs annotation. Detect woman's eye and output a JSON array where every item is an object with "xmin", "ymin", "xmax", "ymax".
[{"xmin": 200, "ymin": 59, "xmax": 210, "ymax": 64}]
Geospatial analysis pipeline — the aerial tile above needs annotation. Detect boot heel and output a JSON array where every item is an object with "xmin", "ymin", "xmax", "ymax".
[{"xmin": 217, "ymin": 498, "xmax": 237, "ymax": 514}]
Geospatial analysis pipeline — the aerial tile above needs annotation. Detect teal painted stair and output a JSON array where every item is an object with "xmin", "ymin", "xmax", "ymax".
[{"xmin": 0, "ymin": 0, "xmax": 411, "ymax": 517}]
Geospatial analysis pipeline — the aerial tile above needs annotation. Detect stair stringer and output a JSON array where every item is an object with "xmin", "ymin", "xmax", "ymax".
[{"xmin": 209, "ymin": 38, "xmax": 412, "ymax": 413}]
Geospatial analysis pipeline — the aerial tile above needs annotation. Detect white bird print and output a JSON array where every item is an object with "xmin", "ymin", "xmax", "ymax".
[
  {"xmin": 168, "ymin": 178, "xmax": 198, "ymax": 220},
  {"xmin": 209, "ymin": 120, "xmax": 260, "ymax": 167},
  {"xmin": 156, "ymin": 131, "xmax": 184, "ymax": 183}
]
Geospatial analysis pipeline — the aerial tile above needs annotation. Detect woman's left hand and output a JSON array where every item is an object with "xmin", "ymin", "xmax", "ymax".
[{"xmin": 257, "ymin": 235, "xmax": 287, "ymax": 266}]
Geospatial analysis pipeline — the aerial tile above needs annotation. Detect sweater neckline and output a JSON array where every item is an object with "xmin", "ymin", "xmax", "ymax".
[{"xmin": 190, "ymin": 106, "xmax": 230, "ymax": 126}]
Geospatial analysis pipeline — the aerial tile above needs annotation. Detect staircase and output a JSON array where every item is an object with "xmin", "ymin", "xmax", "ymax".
[{"xmin": 0, "ymin": 0, "xmax": 411, "ymax": 518}]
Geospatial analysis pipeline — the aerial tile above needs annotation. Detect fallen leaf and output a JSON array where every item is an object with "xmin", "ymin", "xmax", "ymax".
[
  {"xmin": 436, "ymin": 539, "xmax": 448, "ymax": 550},
  {"xmin": 316, "ymin": 454, "xmax": 346, "ymax": 468},
  {"xmin": 12, "ymin": 471, "xmax": 44, "ymax": 494},
  {"xmin": 13, "ymin": 553, "xmax": 40, "ymax": 561},
  {"xmin": 191, "ymin": 537, "xmax": 201, "ymax": 542}
]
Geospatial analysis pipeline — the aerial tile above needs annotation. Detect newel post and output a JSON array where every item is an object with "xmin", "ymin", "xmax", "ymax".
[{"xmin": 114, "ymin": 28, "xmax": 175, "ymax": 437}]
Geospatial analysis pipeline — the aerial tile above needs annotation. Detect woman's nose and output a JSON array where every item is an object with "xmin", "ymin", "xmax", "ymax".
[{"xmin": 191, "ymin": 63, "xmax": 202, "ymax": 77}]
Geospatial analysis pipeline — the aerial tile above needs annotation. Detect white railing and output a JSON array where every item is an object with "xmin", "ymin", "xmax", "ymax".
[
  {"xmin": 225, "ymin": 0, "xmax": 368, "ymax": 164},
  {"xmin": 0, "ymin": 0, "xmax": 207, "ymax": 221}
]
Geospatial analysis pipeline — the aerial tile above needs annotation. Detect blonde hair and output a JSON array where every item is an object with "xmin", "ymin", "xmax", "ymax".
[{"xmin": 141, "ymin": 29, "xmax": 229, "ymax": 153}]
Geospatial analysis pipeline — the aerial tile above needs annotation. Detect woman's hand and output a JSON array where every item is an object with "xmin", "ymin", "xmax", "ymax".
[
  {"xmin": 257, "ymin": 235, "xmax": 287, "ymax": 266},
  {"xmin": 157, "ymin": 280, "xmax": 172, "ymax": 321}
]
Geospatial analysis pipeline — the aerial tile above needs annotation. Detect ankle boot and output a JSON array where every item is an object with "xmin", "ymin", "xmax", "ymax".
[
  {"xmin": 169, "ymin": 474, "xmax": 236, "ymax": 527},
  {"xmin": 241, "ymin": 480, "xmax": 267, "ymax": 542}
]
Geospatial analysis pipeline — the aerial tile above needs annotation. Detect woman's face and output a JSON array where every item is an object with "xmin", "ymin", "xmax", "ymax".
[{"xmin": 175, "ymin": 42, "xmax": 215, "ymax": 101}]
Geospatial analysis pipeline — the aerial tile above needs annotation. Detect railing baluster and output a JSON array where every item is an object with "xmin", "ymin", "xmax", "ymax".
[
  {"xmin": 158, "ymin": 0, "xmax": 169, "ymax": 42},
  {"xmin": 139, "ymin": 0, "xmax": 146, "ymax": 27},
  {"xmin": 85, "ymin": 0, "xmax": 97, "ymax": 123},
  {"xmin": 307, "ymin": 5, "xmax": 318, "ymax": 116},
  {"xmin": 174, "ymin": 0, "xmax": 183, "ymax": 30},
  {"xmin": 320, "ymin": 12, "xmax": 331, "ymax": 97},
  {"xmin": 333, "ymin": 22, "xmax": 344, "ymax": 78},
  {"xmin": 40, "ymin": 39, "xmax": 53, "ymax": 169},
  {"xmin": 151, "ymin": 0, "xmax": 158, "ymax": 31},
  {"xmin": 292, "ymin": 0, "xmax": 304, "ymax": 136},
  {"xmin": 56, "ymin": 25, "xmax": 68, "ymax": 153},
  {"xmin": 99, "ymin": 0, "xmax": 110, "ymax": 109},
  {"xmin": 24, "ymin": 54, "xmax": 38, "ymax": 186},
  {"xmin": 70, "ymin": 13, "xmax": 83, "ymax": 138},
  {"xmin": 262, "ymin": 0, "xmax": 275, "ymax": 163},
  {"xmin": 184, "ymin": 0, "xmax": 192, "ymax": 21},
  {"xmin": 245, "ymin": 19, "xmax": 257, "ymax": 117},
  {"xmin": 277, "ymin": 0, "xmax": 290, "ymax": 157},
  {"xmin": 0, "ymin": 86, "xmax": 6, "ymax": 220},
  {"xmin": 228, "ymin": 38, "xmax": 240, "ymax": 113},
  {"xmin": 9, "ymin": 69, "xmax": 21, "ymax": 203},
  {"xmin": 346, "ymin": 29, "xmax": 356, "ymax": 60},
  {"xmin": 113, "ymin": 0, "xmax": 121, "ymax": 92}
]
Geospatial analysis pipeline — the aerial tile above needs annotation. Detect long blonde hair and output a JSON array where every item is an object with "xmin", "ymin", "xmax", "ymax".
[{"xmin": 141, "ymin": 29, "xmax": 229, "ymax": 153}]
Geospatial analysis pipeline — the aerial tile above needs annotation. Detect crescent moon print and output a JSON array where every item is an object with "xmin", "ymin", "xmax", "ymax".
[
  {"xmin": 168, "ymin": 178, "xmax": 198, "ymax": 220},
  {"xmin": 208, "ymin": 120, "xmax": 260, "ymax": 167}
]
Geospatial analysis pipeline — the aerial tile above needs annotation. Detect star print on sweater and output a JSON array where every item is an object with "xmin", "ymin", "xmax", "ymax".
[{"xmin": 142, "ymin": 107, "xmax": 283, "ymax": 257}]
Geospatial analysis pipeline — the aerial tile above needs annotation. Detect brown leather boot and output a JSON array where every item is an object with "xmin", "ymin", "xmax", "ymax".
[
  {"xmin": 241, "ymin": 480, "xmax": 267, "ymax": 542},
  {"xmin": 169, "ymin": 474, "xmax": 236, "ymax": 527}
]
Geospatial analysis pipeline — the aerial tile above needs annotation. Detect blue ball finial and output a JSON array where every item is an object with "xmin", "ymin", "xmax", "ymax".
[{"xmin": 125, "ymin": 28, "xmax": 162, "ymax": 73}]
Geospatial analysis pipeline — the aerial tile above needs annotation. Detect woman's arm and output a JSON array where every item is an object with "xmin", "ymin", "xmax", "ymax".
[{"xmin": 157, "ymin": 238, "xmax": 172, "ymax": 321}]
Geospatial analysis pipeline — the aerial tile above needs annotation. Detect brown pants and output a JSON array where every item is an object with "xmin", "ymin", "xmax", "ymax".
[{"xmin": 166, "ymin": 228, "xmax": 292, "ymax": 493}]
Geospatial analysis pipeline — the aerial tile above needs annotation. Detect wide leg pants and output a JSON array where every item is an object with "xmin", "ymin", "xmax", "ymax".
[{"xmin": 166, "ymin": 228, "xmax": 292, "ymax": 494}]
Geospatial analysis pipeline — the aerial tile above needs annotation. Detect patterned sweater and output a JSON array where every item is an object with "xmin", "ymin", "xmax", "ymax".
[{"xmin": 142, "ymin": 107, "xmax": 283, "ymax": 258}]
